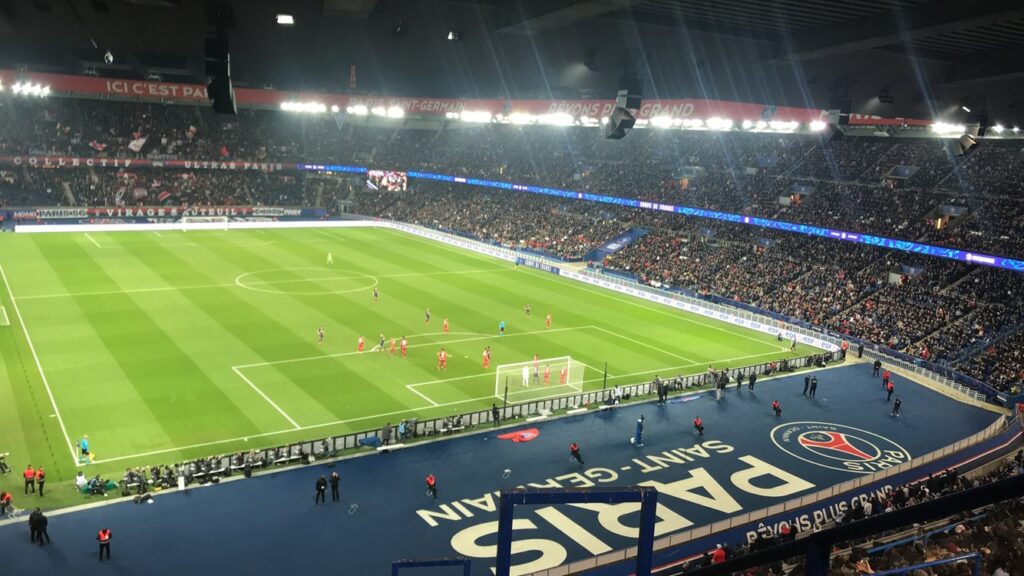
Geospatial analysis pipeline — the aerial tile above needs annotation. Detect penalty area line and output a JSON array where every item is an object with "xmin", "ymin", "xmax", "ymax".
[
  {"xmin": 231, "ymin": 366, "xmax": 301, "ymax": 430},
  {"xmin": 236, "ymin": 325, "xmax": 592, "ymax": 369},
  {"xmin": 84, "ymin": 233, "xmax": 102, "ymax": 248},
  {"xmin": 405, "ymin": 384, "xmax": 439, "ymax": 406},
  {"xmin": 588, "ymin": 325, "xmax": 698, "ymax": 364}
]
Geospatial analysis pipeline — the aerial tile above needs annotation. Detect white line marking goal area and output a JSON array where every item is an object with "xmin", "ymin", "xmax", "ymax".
[{"xmin": 0, "ymin": 305, "xmax": 9, "ymax": 327}]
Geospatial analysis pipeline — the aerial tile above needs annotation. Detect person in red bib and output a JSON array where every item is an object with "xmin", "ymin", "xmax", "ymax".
[
  {"xmin": 23, "ymin": 465, "xmax": 35, "ymax": 495},
  {"xmin": 482, "ymin": 347, "xmax": 491, "ymax": 369},
  {"xmin": 425, "ymin": 474, "xmax": 437, "ymax": 500},
  {"xmin": 569, "ymin": 442, "xmax": 584, "ymax": 465},
  {"xmin": 545, "ymin": 313, "xmax": 552, "ymax": 329},
  {"xmin": 772, "ymin": 400, "xmax": 782, "ymax": 417},
  {"xmin": 559, "ymin": 366, "xmax": 567, "ymax": 385},
  {"xmin": 389, "ymin": 337, "xmax": 396, "ymax": 355},
  {"xmin": 693, "ymin": 416, "xmax": 704, "ymax": 436},
  {"xmin": 97, "ymin": 528, "xmax": 112, "ymax": 561},
  {"xmin": 886, "ymin": 380, "xmax": 895, "ymax": 402},
  {"xmin": 400, "ymin": 337, "xmax": 408, "ymax": 358},
  {"xmin": 543, "ymin": 365, "xmax": 551, "ymax": 385},
  {"xmin": 442, "ymin": 317, "xmax": 449, "ymax": 334},
  {"xmin": 437, "ymin": 348, "xmax": 447, "ymax": 371},
  {"xmin": 357, "ymin": 335, "xmax": 365, "ymax": 353}
]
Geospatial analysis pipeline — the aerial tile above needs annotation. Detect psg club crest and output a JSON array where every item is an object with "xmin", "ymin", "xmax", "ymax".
[{"xmin": 770, "ymin": 422, "xmax": 911, "ymax": 474}]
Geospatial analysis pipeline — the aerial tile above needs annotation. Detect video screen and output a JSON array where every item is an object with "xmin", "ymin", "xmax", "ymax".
[{"xmin": 367, "ymin": 170, "xmax": 408, "ymax": 192}]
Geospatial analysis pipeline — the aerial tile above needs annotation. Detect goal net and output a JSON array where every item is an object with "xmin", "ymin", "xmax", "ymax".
[
  {"xmin": 179, "ymin": 216, "xmax": 230, "ymax": 231},
  {"xmin": 494, "ymin": 356, "xmax": 586, "ymax": 399}
]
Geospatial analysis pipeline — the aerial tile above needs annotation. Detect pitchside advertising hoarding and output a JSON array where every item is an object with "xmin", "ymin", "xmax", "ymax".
[
  {"xmin": 0, "ymin": 155, "xmax": 288, "ymax": 171},
  {"xmin": 12, "ymin": 206, "xmax": 312, "ymax": 220},
  {"xmin": 0, "ymin": 69, "xmax": 930, "ymax": 126}
]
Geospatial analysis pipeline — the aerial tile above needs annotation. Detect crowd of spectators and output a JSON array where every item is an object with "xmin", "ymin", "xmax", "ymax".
[
  {"xmin": 828, "ymin": 454, "xmax": 1024, "ymax": 576},
  {"xmin": 4, "ymin": 97, "xmax": 1024, "ymax": 254},
  {"xmin": 357, "ymin": 184, "xmax": 629, "ymax": 259}
]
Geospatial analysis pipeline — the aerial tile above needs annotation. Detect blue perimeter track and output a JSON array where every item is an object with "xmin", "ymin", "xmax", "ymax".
[{"xmin": 0, "ymin": 363, "xmax": 1000, "ymax": 576}]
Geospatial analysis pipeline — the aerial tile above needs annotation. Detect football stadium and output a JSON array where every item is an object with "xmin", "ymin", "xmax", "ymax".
[{"xmin": 1, "ymin": 2, "xmax": 1023, "ymax": 576}]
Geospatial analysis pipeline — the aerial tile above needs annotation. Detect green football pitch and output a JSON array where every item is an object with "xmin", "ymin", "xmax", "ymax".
[{"xmin": 0, "ymin": 226, "xmax": 816, "ymax": 490}]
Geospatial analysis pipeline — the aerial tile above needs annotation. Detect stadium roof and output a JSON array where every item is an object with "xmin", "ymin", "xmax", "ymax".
[{"xmin": 1, "ymin": 0, "xmax": 1022, "ymax": 124}]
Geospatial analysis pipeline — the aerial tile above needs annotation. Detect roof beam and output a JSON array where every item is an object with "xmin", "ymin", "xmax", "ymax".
[
  {"xmin": 497, "ymin": 0, "xmax": 631, "ymax": 35},
  {"xmin": 943, "ymin": 45, "xmax": 1024, "ymax": 85},
  {"xmin": 773, "ymin": 0, "xmax": 1024, "ymax": 62}
]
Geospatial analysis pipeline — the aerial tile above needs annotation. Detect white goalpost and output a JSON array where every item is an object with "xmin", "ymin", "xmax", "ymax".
[{"xmin": 494, "ymin": 355, "xmax": 586, "ymax": 399}]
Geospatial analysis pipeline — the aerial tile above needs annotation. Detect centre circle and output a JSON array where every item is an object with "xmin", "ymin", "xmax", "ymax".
[{"xmin": 235, "ymin": 267, "xmax": 378, "ymax": 295}]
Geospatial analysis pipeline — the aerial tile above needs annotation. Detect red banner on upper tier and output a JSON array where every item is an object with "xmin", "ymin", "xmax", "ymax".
[
  {"xmin": 0, "ymin": 69, "xmax": 929, "ymax": 126},
  {"xmin": 0, "ymin": 156, "xmax": 290, "ymax": 171}
]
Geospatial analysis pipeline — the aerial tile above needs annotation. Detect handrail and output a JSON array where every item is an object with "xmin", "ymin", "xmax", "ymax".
[{"xmin": 870, "ymin": 553, "xmax": 982, "ymax": 576}]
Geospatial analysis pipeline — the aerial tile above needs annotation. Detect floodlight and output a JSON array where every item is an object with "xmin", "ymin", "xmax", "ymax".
[{"xmin": 276, "ymin": 14, "xmax": 295, "ymax": 25}]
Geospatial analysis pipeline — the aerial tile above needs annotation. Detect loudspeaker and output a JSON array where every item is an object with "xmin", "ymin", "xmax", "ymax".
[
  {"xmin": 956, "ymin": 134, "xmax": 978, "ymax": 156},
  {"xmin": 616, "ymin": 76, "xmax": 642, "ymax": 109},
  {"xmin": 205, "ymin": 35, "xmax": 236, "ymax": 115},
  {"xmin": 605, "ymin": 76, "xmax": 641, "ymax": 140},
  {"xmin": 603, "ymin": 107, "xmax": 635, "ymax": 140}
]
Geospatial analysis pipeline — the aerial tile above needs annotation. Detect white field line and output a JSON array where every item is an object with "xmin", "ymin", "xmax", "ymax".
[
  {"xmin": 589, "ymin": 324, "xmax": 699, "ymax": 364},
  {"xmin": 0, "ymin": 265, "xmax": 79, "ymax": 465},
  {"xmin": 231, "ymin": 367, "xmax": 301, "ymax": 430},
  {"xmin": 314, "ymin": 229, "xmax": 346, "ymax": 242},
  {"xmin": 523, "ymin": 267, "xmax": 783, "ymax": 353},
  {"xmin": 14, "ymin": 267, "xmax": 512, "ymax": 301},
  {"xmin": 84, "ymin": 233, "xmax": 102, "ymax": 248},
  {"xmin": 381, "ymin": 226, "xmax": 787, "ymax": 353},
  {"xmin": 578, "ymin": 359, "xmax": 613, "ymax": 378},
  {"xmin": 0, "ymin": 305, "xmax": 9, "ymax": 327},
  {"xmin": 153, "ymin": 231, "xmax": 164, "ymax": 237},
  {"xmin": 405, "ymin": 384, "xmax": 440, "ymax": 406},
  {"xmin": 370, "ymin": 331, "xmax": 488, "ymax": 353},
  {"xmin": 95, "ymin": 348, "xmax": 807, "ymax": 465},
  {"xmin": 234, "ymin": 326, "xmax": 591, "ymax": 369}
]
